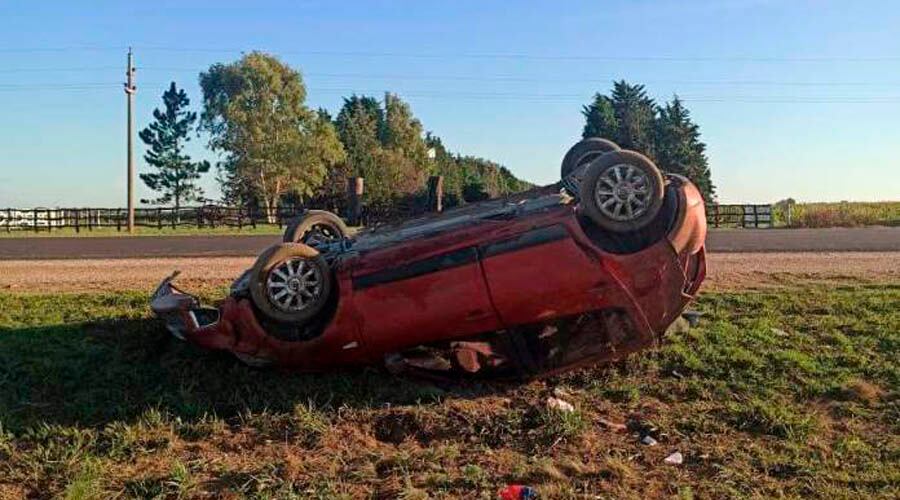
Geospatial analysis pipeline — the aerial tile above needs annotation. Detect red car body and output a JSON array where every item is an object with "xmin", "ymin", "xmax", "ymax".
[{"xmin": 152, "ymin": 175, "xmax": 706, "ymax": 377}]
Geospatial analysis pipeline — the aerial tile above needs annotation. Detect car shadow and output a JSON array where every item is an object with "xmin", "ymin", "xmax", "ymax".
[{"xmin": 0, "ymin": 316, "xmax": 508, "ymax": 432}]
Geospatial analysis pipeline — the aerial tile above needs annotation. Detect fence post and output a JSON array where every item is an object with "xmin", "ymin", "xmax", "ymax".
[
  {"xmin": 74, "ymin": 209, "xmax": 80, "ymax": 233},
  {"xmin": 250, "ymin": 203, "xmax": 256, "ymax": 229},
  {"xmin": 33, "ymin": 209, "xmax": 38, "ymax": 233},
  {"xmin": 237, "ymin": 206, "xmax": 243, "ymax": 230},
  {"xmin": 786, "ymin": 203, "xmax": 792, "ymax": 228},
  {"xmin": 427, "ymin": 176, "xmax": 444, "ymax": 213},
  {"xmin": 347, "ymin": 177, "xmax": 364, "ymax": 226},
  {"xmin": 6, "ymin": 208, "xmax": 10, "ymax": 233},
  {"xmin": 197, "ymin": 206, "xmax": 202, "ymax": 229},
  {"xmin": 754, "ymin": 205, "xmax": 759, "ymax": 228},
  {"xmin": 171, "ymin": 208, "xmax": 177, "ymax": 229}
]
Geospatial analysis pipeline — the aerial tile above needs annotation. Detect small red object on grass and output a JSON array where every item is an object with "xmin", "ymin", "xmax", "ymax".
[{"xmin": 499, "ymin": 484, "xmax": 538, "ymax": 499}]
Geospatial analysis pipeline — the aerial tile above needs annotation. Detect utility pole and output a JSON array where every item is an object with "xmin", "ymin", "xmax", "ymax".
[{"xmin": 124, "ymin": 47, "xmax": 136, "ymax": 233}]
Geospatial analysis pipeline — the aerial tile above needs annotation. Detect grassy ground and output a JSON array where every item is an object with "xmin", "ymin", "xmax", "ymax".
[
  {"xmin": 774, "ymin": 201, "xmax": 900, "ymax": 228},
  {"xmin": 0, "ymin": 225, "xmax": 283, "ymax": 238},
  {"xmin": 0, "ymin": 287, "xmax": 897, "ymax": 498}
]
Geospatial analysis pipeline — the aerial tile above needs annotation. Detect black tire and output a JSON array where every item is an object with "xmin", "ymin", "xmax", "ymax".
[
  {"xmin": 579, "ymin": 150, "xmax": 665, "ymax": 233},
  {"xmin": 560, "ymin": 138, "xmax": 621, "ymax": 180},
  {"xmin": 283, "ymin": 210, "xmax": 348, "ymax": 246},
  {"xmin": 249, "ymin": 243, "xmax": 332, "ymax": 325}
]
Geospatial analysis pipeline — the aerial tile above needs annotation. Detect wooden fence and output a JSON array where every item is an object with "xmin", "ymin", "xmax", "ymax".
[
  {"xmin": 705, "ymin": 204, "xmax": 773, "ymax": 228},
  {"xmin": 1, "ymin": 181, "xmax": 774, "ymax": 233}
]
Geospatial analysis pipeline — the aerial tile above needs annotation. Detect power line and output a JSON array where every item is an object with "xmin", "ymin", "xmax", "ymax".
[
  {"xmin": 133, "ymin": 46, "xmax": 900, "ymax": 63},
  {"xmin": 1, "ymin": 44, "xmax": 897, "ymax": 62},
  {"xmin": 2, "ymin": 80, "xmax": 900, "ymax": 104},
  {"xmin": 5, "ymin": 67, "xmax": 900, "ymax": 88}
]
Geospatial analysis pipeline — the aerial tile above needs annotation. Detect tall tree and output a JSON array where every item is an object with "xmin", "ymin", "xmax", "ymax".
[
  {"xmin": 583, "ymin": 81, "xmax": 657, "ymax": 155},
  {"xmin": 199, "ymin": 52, "xmax": 344, "ymax": 220},
  {"xmin": 581, "ymin": 82, "xmax": 715, "ymax": 200},
  {"xmin": 609, "ymin": 81, "xmax": 658, "ymax": 155},
  {"xmin": 581, "ymin": 93, "xmax": 618, "ymax": 139},
  {"xmin": 138, "ymin": 82, "xmax": 210, "ymax": 210},
  {"xmin": 332, "ymin": 93, "xmax": 427, "ymax": 202},
  {"xmin": 655, "ymin": 96, "xmax": 716, "ymax": 200}
]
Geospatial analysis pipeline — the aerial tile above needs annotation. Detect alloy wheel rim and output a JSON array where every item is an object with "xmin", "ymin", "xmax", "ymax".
[
  {"xmin": 594, "ymin": 163, "xmax": 652, "ymax": 221},
  {"xmin": 303, "ymin": 223, "xmax": 340, "ymax": 247},
  {"xmin": 266, "ymin": 258, "xmax": 322, "ymax": 312}
]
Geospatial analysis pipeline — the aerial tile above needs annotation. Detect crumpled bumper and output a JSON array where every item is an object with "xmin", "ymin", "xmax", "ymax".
[{"xmin": 150, "ymin": 273, "xmax": 273, "ymax": 365}]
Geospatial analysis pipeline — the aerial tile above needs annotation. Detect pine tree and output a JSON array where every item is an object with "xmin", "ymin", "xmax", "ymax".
[
  {"xmin": 655, "ymin": 96, "xmax": 716, "ymax": 200},
  {"xmin": 139, "ymin": 82, "xmax": 211, "ymax": 210},
  {"xmin": 582, "ymin": 93, "xmax": 618, "ymax": 139},
  {"xmin": 609, "ymin": 81, "xmax": 657, "ymax": 155},
  {"xmin": 581, "ymin": 83, "xmax": 715, "ymax": 200}
]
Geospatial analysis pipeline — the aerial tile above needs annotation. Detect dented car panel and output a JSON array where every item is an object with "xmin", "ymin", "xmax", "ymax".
[{"xmin": 151, "ymin": 174, "xmax": 706, "ymax": 378}]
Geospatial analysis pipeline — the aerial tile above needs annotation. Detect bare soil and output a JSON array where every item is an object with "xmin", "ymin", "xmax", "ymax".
[{"xmin": 1, "ymin": 252, "xmax": 897, "ymax": 294}]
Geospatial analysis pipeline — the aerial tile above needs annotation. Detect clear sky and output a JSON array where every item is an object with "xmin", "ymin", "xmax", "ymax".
[{"xmin": 1, "ymin": 0, "xmax": 898, "ymax": 207}]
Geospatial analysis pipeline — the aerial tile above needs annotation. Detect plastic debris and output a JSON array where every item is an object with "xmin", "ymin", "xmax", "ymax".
[
  {"xmin": 640, "ymin": 435, "xmax": 658, "ymax": 446},
  {"xmin": 499, "ymin": 484, "xmax": 538, "ymax": 500},
  {"xmin": 545, "ymin": 397, "xmax": 575, "ymax": 413},
  {"xmin": 664, "ymin": 451, "xmax": 684, "ymax": 465}
]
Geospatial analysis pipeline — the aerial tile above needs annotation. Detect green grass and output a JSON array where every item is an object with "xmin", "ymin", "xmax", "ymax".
[
  {"xmin": 0, "ymin": 287, "xmax": 898, "ymax": 498},
  {"xmin": 0, "ymin": 225, "xmax": 284, "ymax": 238}
]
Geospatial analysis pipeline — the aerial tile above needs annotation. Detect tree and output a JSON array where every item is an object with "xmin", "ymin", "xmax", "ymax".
[
  {"xmin": 655, "ymin": 96, "xmax": 715, "ymax": 199},
  {"xmin": 581, "ymin": 82, "xmax": 715, "ymax": 200},
  {"xmin": 583, "ymin": 81, "xmax": 656, "ymax": 154},
  {"xmin": 199, "ymin": 52, "xmax": 344, "ymax": 220},
  {"xmin": 581, "ymin": 94, "xmax": 617, "ymax": 139},
  {"xmin": 332, "ymin": 93, "xmax": 427, "ymax": 202},
  {"xmin": 138, "ymin": 82, "xmax": 210, "ymax": 210}
]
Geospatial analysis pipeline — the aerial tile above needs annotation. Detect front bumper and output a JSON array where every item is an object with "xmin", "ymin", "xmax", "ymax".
[{"xmin": 150, "ymin": 273, "xmax": 267, "ymax": 360}]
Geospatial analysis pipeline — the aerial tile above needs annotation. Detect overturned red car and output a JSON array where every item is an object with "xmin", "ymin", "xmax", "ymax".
[{"xmin": 152, "ymin": 139, "xmax": 707, "ymax": 379}]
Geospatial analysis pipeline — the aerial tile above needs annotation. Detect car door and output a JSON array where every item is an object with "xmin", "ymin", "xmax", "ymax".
[
  {"xmin": 351, "ymin": 238, "xmax": 501, "ymax": 354},
  {"xmin": 478, "ymin": 224, "xmax": 604, "ymax": 326}
]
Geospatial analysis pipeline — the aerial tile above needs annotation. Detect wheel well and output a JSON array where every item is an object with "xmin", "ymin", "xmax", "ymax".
[
  {"xmin": 251, "ymin": 270, "xmax": 341, "ymax": 342},
  {"xmin": 577, "ymin": 179, "xmax": 680, "ymax": 254}
]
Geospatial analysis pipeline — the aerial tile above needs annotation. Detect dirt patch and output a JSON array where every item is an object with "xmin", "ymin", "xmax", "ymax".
[
  {"xmin": 0, "ymin": 252, "xmax": 897, "ymax": 294},
  {"xmin": 0, "ymin": 257, "xmax": 255, "ymax": 294},
  {"xmin": 705, "ymin": 251, "xmax": 900, "ymax": 290}
]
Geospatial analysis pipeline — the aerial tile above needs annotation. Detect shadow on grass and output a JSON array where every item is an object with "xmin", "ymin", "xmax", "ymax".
[{"xmin": 0, "ymin": 317, "xmax": 455, "ymax": 433}]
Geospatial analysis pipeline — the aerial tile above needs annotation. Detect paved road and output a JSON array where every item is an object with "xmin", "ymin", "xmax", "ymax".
[{"xmin": 0, "ymin": 227, "xmax": 898, "ymax": 260}]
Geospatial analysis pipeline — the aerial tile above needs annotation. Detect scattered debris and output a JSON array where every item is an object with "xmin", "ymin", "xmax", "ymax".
[
  {"xmin": 598, "ymin": 418, "xmax": 628, "ymax": 432},
  {"xmin": 499, "ymin": 485, "xmax": 538, "ymax": 500},
  {"xmin": 545, "ymin": 397, "xmax": 575, "ymax": 413},
  {"xmin": 664, "ymin": 451, "xmax": 684, "ymax": 465},
  {"xmin": 682, "ymin": 310, "xmax": 703, "ymax": 327},
  {"xmin": 640, "ymin": 435, "xmax": 658, "ymax": 446},
  {"xmin": 665, "ymin": 316, "xmax": 691, "ymax": 335}
]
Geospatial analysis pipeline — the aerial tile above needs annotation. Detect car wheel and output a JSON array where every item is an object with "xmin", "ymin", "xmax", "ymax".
[
  {"xmin": 249, "ymin": 243, "xmax": 333, "ymax": 325},
  {"xmin": 579, "ymin": 150, "xmax": 665, "ymax": 233},
  {"xmin": 283, "ymin": 210, "xmax": 348, "ymax": 247},
  {"xmin": 560, "ymin": 138, "xmax": 621, "ymax": 188}
]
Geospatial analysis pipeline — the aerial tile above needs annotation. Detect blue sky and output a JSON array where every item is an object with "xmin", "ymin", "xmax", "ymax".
[{"xmin": 0, "ymin": 0, "xmax": 898, "ymax": 207}]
